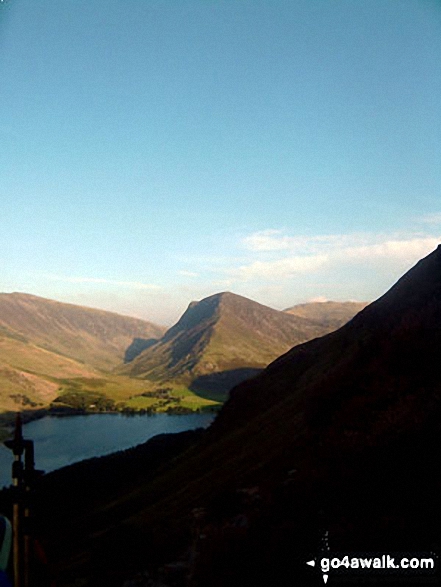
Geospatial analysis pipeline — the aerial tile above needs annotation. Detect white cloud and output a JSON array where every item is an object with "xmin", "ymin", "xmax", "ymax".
[
  {"xmin": 338, "ymin": 237, "xmax": 440, "ymax": 262},
  {"xmin": 243, "ymin": 229, "xmax": 293, "ymax": 251},
  {"xmin": 231, "ymin": 254, "xmax": 329, "ymax": 280},
  {"xmin": 243, "ymin": 230, "xmax": 369, "ymax": 253},
  {"xmin": 47, "ymin": 275, "xmax": 161, "ymax": 290},
  {"xmin": 178, "ymin": 270, "xmax": 199, "ymax": 277},
  {"xmin": 232, "ymin": 232, "xmax": 440, "ymax": 282},
  {"xmin": 40, "ymin": 231, "xmax": 440, "ymax": 323},
  {"xmin": 308, "ymin": 296, "xmax": 329, "ymax": 303},
  {"xmin": 418, "ymin": 213, "xmax": 441, "ymax": 226}
]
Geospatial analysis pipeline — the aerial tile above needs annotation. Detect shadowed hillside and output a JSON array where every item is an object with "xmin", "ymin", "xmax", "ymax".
[{"xmin": 31, "ymin": 246, "xmax": 441, "ymax": 586}]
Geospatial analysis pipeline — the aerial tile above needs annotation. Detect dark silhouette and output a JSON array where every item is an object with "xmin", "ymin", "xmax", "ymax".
[
  {"xmin": 123, "ymin": 338, "xmax": 158, "ymax": 363},
  {"xmin": 189, "ymin": 368, "xmax": 262, "ymax": 395}
]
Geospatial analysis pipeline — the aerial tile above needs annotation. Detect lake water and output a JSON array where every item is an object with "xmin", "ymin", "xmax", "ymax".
[{"xmin": 0, "ymin": 412, "xmax": 215, "ymax": 488}]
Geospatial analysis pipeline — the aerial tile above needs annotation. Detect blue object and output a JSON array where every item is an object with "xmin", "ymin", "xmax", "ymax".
[
  {"xmin": 0, "ymin": 516, "xmax": 11, "ymax": 572},
  {"xmin": 0, "ymin": 570, "xmax": 12, "ymax": 587}
]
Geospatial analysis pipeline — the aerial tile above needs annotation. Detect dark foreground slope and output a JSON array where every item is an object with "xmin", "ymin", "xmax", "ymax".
[{"xmin": 32, "ymin": 247, "xmax": 441, "ymax": 586}]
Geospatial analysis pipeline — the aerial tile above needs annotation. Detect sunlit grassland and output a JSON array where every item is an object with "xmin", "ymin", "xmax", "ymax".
[
  {"xmin": 0, "ymin": 336, "xmax": 99, "ymax": 379},
  {"xmin": 124, "ymin": 385, "xmax": 223, "ymax": 412},
  {"xmin": 0, "ymin": 360, "xmax": 225, "ymax": 417},
  {"xmin": 56, "ymin": 375, "xmax": 155, "ymax": 401},
  {"xmin": 53, "ymin": 377, "xmax": 224, "ymax": 413}
]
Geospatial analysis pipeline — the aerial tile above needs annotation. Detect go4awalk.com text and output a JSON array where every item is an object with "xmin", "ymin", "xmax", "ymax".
[{"xmin": 306, "ymin": 552, "xmax": 437, "ymax": 584}]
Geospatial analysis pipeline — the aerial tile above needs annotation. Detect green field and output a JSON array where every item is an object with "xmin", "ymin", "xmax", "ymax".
[
  {"xmin": 117, "ymin": 385, "xmax": 224, "ymax": 412},
  {"xmin": 51, "ymin": 378, "xmax": 224, "ymax": 414}
]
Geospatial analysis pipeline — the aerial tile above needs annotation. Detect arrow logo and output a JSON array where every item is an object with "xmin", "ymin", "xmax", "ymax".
[{"xmin": 306, "ymin": 558, "xmax": 329, "ymax": 583}]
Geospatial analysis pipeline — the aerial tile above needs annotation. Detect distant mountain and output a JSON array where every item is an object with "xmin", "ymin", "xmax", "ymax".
[
  {"xmin": 122, "ymin": 291, "xmax": 342, "ymax": 392},
  {"xmin": 0, "ymin": 293, "xmax": 164, "ymax": 368},
  {"xmin": 284, "ymin": 300, "xmax": 368, "ymax": 329},
  {"xmin": 34, "ymin": 248, "xmax": 441, "ymax": 585},
  {"xmin": 0, "ymin": 293, "xmax": 165, "ymax": 412},
  {"xmin": 0, "ymin": 328, "xmax": 100, "ymax": 412}
]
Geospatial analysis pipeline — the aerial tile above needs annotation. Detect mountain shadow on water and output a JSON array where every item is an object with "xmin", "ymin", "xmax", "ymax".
[{"xmin": 189, "ymin": 367, "xmax": 262, "ymax": 395}]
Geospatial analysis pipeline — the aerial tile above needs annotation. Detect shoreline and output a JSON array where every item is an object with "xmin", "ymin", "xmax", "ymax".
[
  {"xmin": 0, "ymin": 402, "xmax": 221, "ymax": 442},
  {"xmin": 0, "ymin": 411, "xmax": 215, "ymax": 489}
]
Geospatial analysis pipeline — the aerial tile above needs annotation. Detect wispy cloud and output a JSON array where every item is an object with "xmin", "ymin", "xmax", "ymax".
[
  {"xmin": 231, "ymin": 231, "xmax": 440, "ymax": 282},
  {"xmin": 47, "ymin": 275, "xmax": 161, "ymax": 290},
  {"xmin": 178, "ymin": 270, "xmax": 199, "ymax": 278},
  {"xmin": 418, "ymin": 213, "xmax": 441, "ymax": 226},
  {"xmin": 337, "ymin": 237, "xmax": 440, "ymax": 261},
  {"xmin": 231, "ymin": 254, "xmax": 328, "ymax": 280},
  {"xmin": 243, "ymin": 230, "xmax": 360, "ymax": 253}
]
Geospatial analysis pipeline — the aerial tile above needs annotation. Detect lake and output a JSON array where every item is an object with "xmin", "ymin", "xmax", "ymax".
[{"xmin": 0, "ymin": 412, "xmax": 215, "ymax": 488}]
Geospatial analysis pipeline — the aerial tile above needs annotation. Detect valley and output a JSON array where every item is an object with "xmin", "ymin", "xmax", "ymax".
[
  {"xmin": 17, "ymin": 245, "xmax": 441, "ymax": 587},
  {"xmin": 0, "ymin": 291, "xmax": 366, "ymax": 439}
]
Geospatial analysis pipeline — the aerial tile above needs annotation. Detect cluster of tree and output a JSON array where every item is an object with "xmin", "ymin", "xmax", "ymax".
[
  {"xmin": 119, "ymin": 405, "xmax": 200, "ymax": 415},
  {"xmin": 51, "ymin": 390, "xmax": 116, "ymax": 412},
  {"xmin": 9, "ymin": 394, "xmax": 39, "ymax": 408},
  {"xmin": 138, "ymin": 387, "xmax": 174, "ymax": 399}
]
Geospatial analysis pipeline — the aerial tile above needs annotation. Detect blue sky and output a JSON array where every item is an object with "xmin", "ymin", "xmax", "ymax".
[{"xmin": 1, "ymin": 0, "xmax": 440, "ymax": 325}]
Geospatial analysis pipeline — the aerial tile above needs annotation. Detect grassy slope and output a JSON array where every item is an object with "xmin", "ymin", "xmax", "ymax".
[
  {"xmin": 0, "ymin": 293, "xmax": 166, "ymax": 415},
  {"xmin": 199, "ymin": 294, "xmax": 329, "ymax": 369},
  {"xmin": 0, "ymin": 293, "xmax": 165, "ymax": 370},
  {"xmin": 0, "ymin": 327, "xmax": 100, "ymax": 411}
]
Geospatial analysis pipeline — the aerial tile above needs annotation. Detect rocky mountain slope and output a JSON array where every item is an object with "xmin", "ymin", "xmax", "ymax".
[{"xmin": 122, "ymin": 291, "xmax": 344, "ymax": 393}]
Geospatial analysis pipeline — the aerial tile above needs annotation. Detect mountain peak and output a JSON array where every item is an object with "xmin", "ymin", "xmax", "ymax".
[
  {"xmin": 168, "ymin": 292, "xmax": 262, "ymax": 339},
  {"xmin": 124, "ymin": 290, "xmax": 364, "ymax": 390},
  {"xmin": 352, "ymin": 243, "xmax": 441, "ymax": 323}
]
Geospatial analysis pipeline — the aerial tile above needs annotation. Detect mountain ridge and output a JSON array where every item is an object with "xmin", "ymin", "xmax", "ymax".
[
  {"xmin": 0, "ymin": 292, "xmax": 165, "ymax": 369},
  {"xmin": 0, "ymin": 293, "xmax": 165, "ymax": 412},
  {"xmin": 0, "ymin": 290, "xmax": 365, "ymax": 414},
  {"xmin": 122, "ymin": 291, "xmax": 354, "ymax": 392},
  {"xmin": 284, "ymin": 300, "xmax": 369, "ymax": 329}
]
